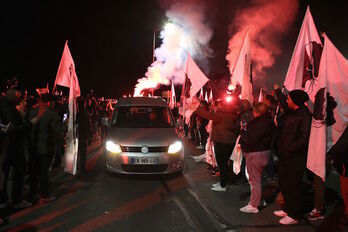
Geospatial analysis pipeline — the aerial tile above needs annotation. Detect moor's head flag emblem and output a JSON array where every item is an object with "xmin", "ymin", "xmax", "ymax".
[{"xmin": 303, "ymin": 41, "xmax": 323, "ymax": 88}]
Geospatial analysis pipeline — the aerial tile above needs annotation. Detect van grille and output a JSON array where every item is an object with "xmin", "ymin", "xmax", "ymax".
[{"xmin": 120, "ymin": 146, "xmax": 168, "ymax": 153}]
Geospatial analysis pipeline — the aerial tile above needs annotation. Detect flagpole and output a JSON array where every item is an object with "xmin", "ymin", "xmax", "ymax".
[{"xmin": 274, "ymin": 86, "xmax": 285, "ymax": 121}]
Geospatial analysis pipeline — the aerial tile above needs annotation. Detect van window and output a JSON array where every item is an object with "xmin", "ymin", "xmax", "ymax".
[{"xmin": 112, "ymin": 106, "xmax": 174, "ymax": 128}]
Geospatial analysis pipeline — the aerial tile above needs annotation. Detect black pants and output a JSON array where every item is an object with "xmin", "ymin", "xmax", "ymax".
[
  {"xmin": 0, "ymin": 148, "xmax": 26, "ymax": 204},
  {"xmin": 53, "ymin": 137, "xmax": 64, "ymax": 166},
  {"xmin": 306, "ymin": 170, "xmax": 325, "ymax": 209},
  {"xmin": 78, "ymin": 138, "xmax": 87, "ymax": 172},
  {"xmin": 214, "ymin": 142, "xmax": 235, "ymax": 187},
  {"xmin": 198, "ymin": 126, "xmax": 208, "ymax": 146},
  {"xmin": 278, "ymin": 154, "xmax": 307, "ymax": 219},
  {"xmin": 184, "ymin": 124, "xmax": 189, "ymax": 137},
  {"xmin": 29, "ymin": 152, "xmax": 53, "ymax": 199}
]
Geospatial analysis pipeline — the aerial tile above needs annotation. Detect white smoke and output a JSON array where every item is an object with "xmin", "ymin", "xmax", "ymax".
[{"xmin": 134, "ymin": 2, "xmax": 213, "ymax": 96}]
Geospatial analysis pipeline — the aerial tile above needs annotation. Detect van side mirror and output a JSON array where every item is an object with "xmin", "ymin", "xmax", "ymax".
[{"xmin": 101, "ymin": 117, "xmax": 110, "ymax": 127}]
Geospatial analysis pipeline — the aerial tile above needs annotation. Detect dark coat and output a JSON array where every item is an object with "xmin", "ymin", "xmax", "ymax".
[
  {"xmin": 328, "ymin": 125, "xmax": 348, "ymax": 176},
  {"xmin": 76, "ymin": 110, "xmax": 90, "ymax": 140},
  {"xmin": 29, "ymin": 107, "xmax": 62, "ymax": 154},
  {"xmin": 277, "ymin": 106, "xmax": 312, "ymax": 158},
  {"xmin": 0, "ymin": 96, "xmax": 32, "ymax": 152},
  {"xmin": 240, "ymin": 115, "xmax": 274, "ymax": 153},
  {"xmin": 195, "ymin": 105, "xmax": 239, "ymax": 145},
  {"xmin": 235, "ymin": 109, "xmax": 253, "ymax": 136}
]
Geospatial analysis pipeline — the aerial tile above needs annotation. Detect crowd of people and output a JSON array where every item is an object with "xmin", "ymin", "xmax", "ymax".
[
  {"xmin": 0, "ymin": 79, "xmax": 113, "ymax": 226},
  {"xmin": 1, "ymin": 77, "xmax": 347, "ymax": 229},
  {"xmin": 180, "ymin": 85, "xmax": 348, "ymax": 227}
]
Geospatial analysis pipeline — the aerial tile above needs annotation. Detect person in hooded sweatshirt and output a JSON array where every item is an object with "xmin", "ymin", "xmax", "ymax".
[
  {"xmin": 195, "ymin": 98, "xmax": 239, "ymax": 192},
  {"xmin": 273, "ymin": 89, "xmax": 312, "ymax": 225}
]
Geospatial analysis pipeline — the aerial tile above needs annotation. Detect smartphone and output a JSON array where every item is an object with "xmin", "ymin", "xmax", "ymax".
[
  {"xmin": 63, "ymin": 113, "xmax": 68, "ymax": 122},
  {"xmin": 240, "ymin": 120, "xmax": 247, "ymax": 130}
]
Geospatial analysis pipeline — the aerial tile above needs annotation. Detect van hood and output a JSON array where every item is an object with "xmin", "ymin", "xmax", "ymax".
[{"xmin": 106, "ymin": 127, "xmax": 180, "ymax": 147}]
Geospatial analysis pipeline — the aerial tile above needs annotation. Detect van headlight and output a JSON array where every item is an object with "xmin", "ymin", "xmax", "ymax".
[
  {"xmin": 168, "ymin": 141, "xmax": 183, "ymax": 154},
  {"xmin": 106, "ymin": 141, "xmax": 122, "ymax": 154}
]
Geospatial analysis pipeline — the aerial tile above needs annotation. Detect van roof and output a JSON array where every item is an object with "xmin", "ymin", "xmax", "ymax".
[{"xmin": 115, "ymin": 97, "xmax": 169, "ymax": 107}]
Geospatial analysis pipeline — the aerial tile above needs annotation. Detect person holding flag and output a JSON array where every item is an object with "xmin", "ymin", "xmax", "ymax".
[
  {"xmin": 195, "ymin": 98, "xmax": 239, "ymax": 192},
  {"xmin": 53, "ymin": 41, "xmax": 81, "ymax": 175}
]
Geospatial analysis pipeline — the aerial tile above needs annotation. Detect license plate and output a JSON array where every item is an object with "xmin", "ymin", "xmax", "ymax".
[{"xmin": 131, "ymin": 157, "xmax": 157, "ymax": 164}]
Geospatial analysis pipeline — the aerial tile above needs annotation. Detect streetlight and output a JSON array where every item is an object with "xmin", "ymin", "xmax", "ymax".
[
  {"xmin": 153, "ymin": 29, "xmax": 161, "ymax": 63},
  {"xmin": 153, "ymin": 23, "xmax": 174, "ymax": 63}
]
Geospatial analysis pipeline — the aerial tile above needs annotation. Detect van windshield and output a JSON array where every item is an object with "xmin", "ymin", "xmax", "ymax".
[{"xmin": 112, "ymin": 106, "xmax": 174, "ymax": 128}]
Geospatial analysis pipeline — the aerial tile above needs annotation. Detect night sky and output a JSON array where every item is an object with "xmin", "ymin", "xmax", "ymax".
[{"xmin": 1, "ymin": 0, "xmax": 347, "ymax": 99}]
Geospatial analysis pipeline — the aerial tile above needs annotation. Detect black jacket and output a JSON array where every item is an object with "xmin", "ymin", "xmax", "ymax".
[
  {"xmin": 277, "ymin": 106, "xmax": 312, "ymax": 158},
  {"xmin": 240, "ymin": 115, "xmax": 274, "ymax": 153},
  {"xmin": 29, "ymin": 107, "xmax": 61, "ymax": 154},
  {"xmin": 77, "ymin": 109, "xmax": 90, "ymax": 139},
  {"xmin": 328, "ymin": 125, "xmax": 348, "ymax": 176},
  {"xmin": 0, "ymin": 96, "xmax": 32, "ymax": 151}
]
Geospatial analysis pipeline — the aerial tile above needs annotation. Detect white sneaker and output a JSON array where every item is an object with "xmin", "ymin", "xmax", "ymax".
[
  {"xmin": 211, "ymin": 182, "xmax": 220, "ymax": 187},
  {"xmin": 279, "ymin": 215, "xmax": 299, "ymax": 225},
  {"xmin": 13, "ymin": 200, "xmax": 32, "ymax": 209},
  {"xmin": 211, "ymin": 183, "xmax": 226, "ymax": 192},
  {"xmin": 273, "ymin": 210, "xmax": 287, "ymax": 217},
  {"xmin": 194, "ymin": 154, "xmax": 206, "ymax": 162},
  {"xmin": 240, "ymin": 204, "xmax": 259, "ymax": 213}
]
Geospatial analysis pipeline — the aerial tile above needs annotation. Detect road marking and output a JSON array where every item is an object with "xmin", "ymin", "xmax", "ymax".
[
  {"xmin": 172, "ymin": 197, "xmax": 199, "ymax": 232},
  {"xmin": 187, "ymin": 188, "xmax": 228, "ymax": 230}
]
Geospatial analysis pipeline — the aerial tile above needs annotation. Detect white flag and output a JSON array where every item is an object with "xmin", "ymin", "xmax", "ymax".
[
  {"xmin": 209, "ymin": 89, "xmax": 213, "ymax": 102},
  {"xmin": 307, "ymin": 35, "xmax": 348, "ymax": 181},
  {"xmin": 54, "ymin": 41, "xmax": 80, "ymax": 175},
  {"xmin": 258, "ymin": 88, "xmax": 264, "ymax": 102},
  {"xmin": 54, "ymin": 41, "xmax": 80, "ymax": 97},
  {"xmin": 200, "ymin": 87, "xmax": 204, "ymax": 100},
  {"xmin": 283, "ymin": 6, "xmax": 322, "ymax": 92},
  {"xmin": 185, "ymin": 54, "xmax": 209, "ymax": 99},
  {"xmin": 230, "ymin": 30, "xmax": 253, "ymax": 104},
  {"xmin": 169, "ymin": 81, "xmax": 176, "ymax": 109}
]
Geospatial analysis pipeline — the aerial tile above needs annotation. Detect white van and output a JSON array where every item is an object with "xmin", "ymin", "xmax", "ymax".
[{"xmin": 104, "ymin": 97, "xmax": 184, "ymax": 174}]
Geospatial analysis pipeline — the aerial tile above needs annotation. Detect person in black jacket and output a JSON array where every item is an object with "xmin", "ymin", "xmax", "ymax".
[
  {"xmin": 327, "ymin": 125, "xmax": 348, "ymax": 229},
  {"xmin": 273, "ymin": 89, "xmax": 312, "ymax": 225},
  {"xmin": 239, "ymin": 103, "xmax": 274, "ymax": 214},
  {"xmin": 28, "ymin": 93, "xmax": 61, "ymax": 203},
  {"xmin": 0, "ymin": 89, "xmax": 38, "ymax": 209},
  {"xmin": 76, "ymin": 97, "xmax": 90, "ymax": 175}
]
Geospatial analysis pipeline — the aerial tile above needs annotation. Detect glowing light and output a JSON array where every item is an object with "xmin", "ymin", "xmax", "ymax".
[
  {"xmin": 106, "ymin": 141, "xmax": 122, "ymax": 154},
  {"xmin": 226, "ymin": 96, "xmax": 232, "ymax": 102},
  {"xmin": 168, "ymin": 141, "xmax": 183, "ymax": 154},
  {"xmin": 228, "ymin": 84, "xmax": 236, "ymax": 91},
  {"xmin": 164, "ymin": 23, "xmax": 176, "ymax": 34}
]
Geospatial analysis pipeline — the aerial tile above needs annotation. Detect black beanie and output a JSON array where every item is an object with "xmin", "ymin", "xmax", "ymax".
[{"xmin": 289, "ymin": 90, "xmax": 309, "ymax": 106}]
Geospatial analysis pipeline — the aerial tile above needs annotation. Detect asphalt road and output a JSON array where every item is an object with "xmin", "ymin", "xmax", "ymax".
[{"xmin": 0, "ymin": 138, "xmax": 345, "ymax": 232}]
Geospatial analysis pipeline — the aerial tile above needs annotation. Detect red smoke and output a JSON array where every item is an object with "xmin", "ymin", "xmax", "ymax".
[{"xmin": 226, "ymin": 0, "xmax": 299, "ymax": 78}]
